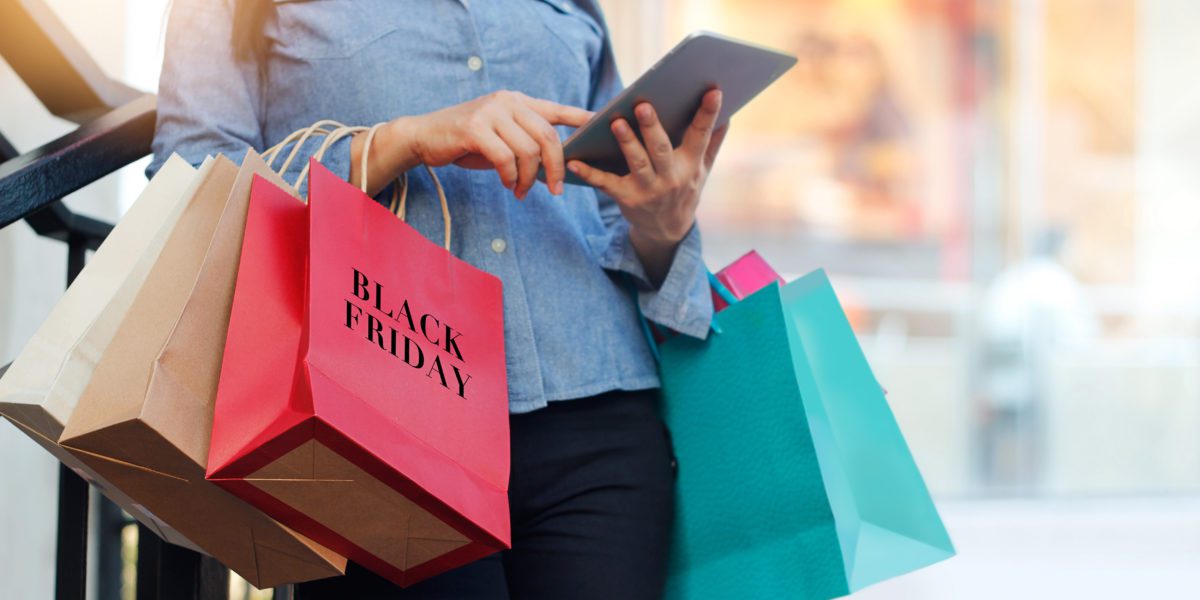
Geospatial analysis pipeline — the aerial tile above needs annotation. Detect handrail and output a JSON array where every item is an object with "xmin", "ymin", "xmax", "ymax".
[
  {"xmin": 0, "ymin": 2, "xmax": 194, "ymax": 599},
  {"xmin": 0, "ymin": 93, "xmax": 157, "ymax": 229},
  {"xmin": 0, "ymin": 0, "xmax": 262, "ymax": 596}
]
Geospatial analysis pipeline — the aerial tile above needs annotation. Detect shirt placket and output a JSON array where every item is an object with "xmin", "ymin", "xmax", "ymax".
[{"xmin": 458, "ymin": 1, "xmax": 548, "ymax": 405}]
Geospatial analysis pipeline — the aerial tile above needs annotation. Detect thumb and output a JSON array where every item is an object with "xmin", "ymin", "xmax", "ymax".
[{"xmin": 567, "ymin": 160, "xmax": 621, "ymax": 197}]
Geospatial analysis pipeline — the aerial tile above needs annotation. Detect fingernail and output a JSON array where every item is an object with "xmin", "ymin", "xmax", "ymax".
[
  {"xmin": 637, "ymin": 104, "xmax": 652, "ymax": 120},
  {"xmin": 612, "ymin": 121, "xmax": 627, "ymax": 135},
  {"xmin": 554, "ymin": 181, "xmax": 564, "ymax": 195},
  {"xmin": 567, "ymin": 162, "xmax": 580, "ymax": 174}
]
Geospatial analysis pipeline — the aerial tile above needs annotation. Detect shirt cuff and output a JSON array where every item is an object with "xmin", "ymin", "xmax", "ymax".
[{"xmin": 590, "ymin": 220, "xmax": 714, "ymax": 340}]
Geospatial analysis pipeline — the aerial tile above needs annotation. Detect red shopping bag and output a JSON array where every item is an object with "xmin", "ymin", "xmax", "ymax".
[{"xmin": 208, "ymin": 160, "xmax": 509, "ymax": 586}]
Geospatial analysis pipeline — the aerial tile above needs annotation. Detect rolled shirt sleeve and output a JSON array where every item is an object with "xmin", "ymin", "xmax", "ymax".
[{"xmin": 592, "ymin": 217, "xmax": 714, "ymax": 340}]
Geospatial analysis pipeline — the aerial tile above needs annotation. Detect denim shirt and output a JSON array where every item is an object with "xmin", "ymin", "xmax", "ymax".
[{"xmin": 149, "ymin": 0, "xmax": 713, "ymax": 413}]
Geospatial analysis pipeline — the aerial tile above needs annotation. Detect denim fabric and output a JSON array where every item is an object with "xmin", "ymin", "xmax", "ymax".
[{"xmin": 149, "ymin": 0, "xmax": 713, "ymax": 412}]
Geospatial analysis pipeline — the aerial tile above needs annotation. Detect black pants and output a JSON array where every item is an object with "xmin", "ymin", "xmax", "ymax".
[{"xmin": 295, "ymin": 389, "xmax": 677, "ymax": 599}]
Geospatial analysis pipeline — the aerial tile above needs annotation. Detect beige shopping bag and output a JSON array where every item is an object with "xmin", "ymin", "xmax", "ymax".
[
  {"xmin": 59, "ymin": 151, "xmax": 346, "ymax": 588},
  {"xmin": 0, "ymin": 154, "xmax": 204, "ymax": 551}
]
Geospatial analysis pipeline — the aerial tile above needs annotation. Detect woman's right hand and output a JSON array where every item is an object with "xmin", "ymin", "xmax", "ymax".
[{"xmin": 353, "ymin": 91, "xmax": 593, "ymax": 199}]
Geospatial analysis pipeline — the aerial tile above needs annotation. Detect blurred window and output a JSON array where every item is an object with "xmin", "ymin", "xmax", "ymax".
[{"xmin": 600, "ymin": 0, "xmax": 1200, "ymax": 498}]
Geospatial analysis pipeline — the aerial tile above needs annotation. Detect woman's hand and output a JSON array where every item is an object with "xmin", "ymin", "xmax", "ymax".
[
  {"xmin": 351, "ymin": 90, "xmax": 593, "ymax": 199},
  {"xmin": 566, "ymin": 89, "xmax": 727, "ymax": 287}
]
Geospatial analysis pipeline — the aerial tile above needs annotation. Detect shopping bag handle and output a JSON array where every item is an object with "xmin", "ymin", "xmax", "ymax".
[
  {"xmin": 297, "ymin": 124, "xmax": 369, "ymax": 191},
  {"xmin": 361, "ymin": 123, "xmax": 453, "ymax": 252},
  {"xmin": 708, "ymin": 271, "xmax": 738, "ymax": 307},
  {"xmin": 265, "ymin": 119, "xmax": 346, "ymax": 173},
  {"xmin": 282, "ymin": 122, "xmax": 454, "ymax": 251}
]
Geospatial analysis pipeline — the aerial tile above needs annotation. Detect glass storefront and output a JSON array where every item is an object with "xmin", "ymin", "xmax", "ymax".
[{"xmin": 602, "ymin": 0, "xmax": 1200, "ymax": 499}]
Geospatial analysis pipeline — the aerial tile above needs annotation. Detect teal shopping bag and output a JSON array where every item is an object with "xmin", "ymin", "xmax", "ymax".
[{"xmin": 659, "ymin": 269, "xmax": 954, "ymax": 599}]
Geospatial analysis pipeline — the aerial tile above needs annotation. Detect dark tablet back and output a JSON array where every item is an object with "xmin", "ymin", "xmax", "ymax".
[{"xmin": 561, "ymin": 31, "xmax": 797, "ymax": 186}]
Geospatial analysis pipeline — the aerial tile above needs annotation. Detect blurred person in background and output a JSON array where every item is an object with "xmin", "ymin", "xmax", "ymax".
[{"xmin": 976, "ymin": 229, "xmax": 1099, "ymax": 493}]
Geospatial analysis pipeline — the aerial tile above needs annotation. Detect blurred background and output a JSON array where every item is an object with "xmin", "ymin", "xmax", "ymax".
[{"xmin": 3, "ymin": 0, "xmax": 1200, "ymax": 598}]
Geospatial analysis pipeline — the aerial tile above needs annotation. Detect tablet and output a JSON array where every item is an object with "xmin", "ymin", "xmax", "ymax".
[{"xmin": 551, "ymin": 31, "xmax": 797, "ymax": 187}]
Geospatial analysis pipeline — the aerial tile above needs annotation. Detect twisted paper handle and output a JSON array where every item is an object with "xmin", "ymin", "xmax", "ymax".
[
  {"xmin": 361, "ymin": 123, "xmax": 452, "ymax": 251},
  {"xmin": 269, "ymin": 121, "xmax": 453, "ymax": 251},
  {"xmin": 263, "ymin": 119, "xmax": 346, "ymax": 172}
]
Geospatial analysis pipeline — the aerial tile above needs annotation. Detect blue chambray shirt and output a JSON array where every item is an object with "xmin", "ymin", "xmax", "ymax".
[{"xmin": 149, "ymin": 0, "xmax": 713, "ymax": 413}]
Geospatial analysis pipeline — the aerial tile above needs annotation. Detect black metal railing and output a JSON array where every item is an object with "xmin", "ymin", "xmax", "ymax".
[{"xmin": 1, "ymin": 0, "xmax": 262, "ymax": 598}]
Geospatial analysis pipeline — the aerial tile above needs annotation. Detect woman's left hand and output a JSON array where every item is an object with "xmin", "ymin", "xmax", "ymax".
[{"xmin": 567, "ymin": 89, "xmax": 727, "ymax": 286}]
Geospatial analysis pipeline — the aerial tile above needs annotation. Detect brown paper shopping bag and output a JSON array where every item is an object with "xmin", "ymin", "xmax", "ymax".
[
  {"xmin": 59, "ymin": 152, "xmax": 345, "ymax": 588},
  {"xmin": 0, "ymin": 154, "xmax": 205, "ymax": 551}
]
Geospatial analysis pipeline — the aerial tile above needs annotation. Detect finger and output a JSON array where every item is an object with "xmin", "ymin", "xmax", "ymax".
[
  {"xmin": 514, "ymin": 106, "xmax": 566, "ymax": 195},
  {"xmin": 612, "ymin": 118, "xmax": 655, "ymax": 187},
  {"xmin": 567, "ymin": 160, "xmax": 623, "ymax": 198},
  {"xmin": 681, "ymin": 88, "xmax": 723, "ymax": 157},
  {"xmin": 473, "ymin": 130, "xmax": 518, "ymax": 190},
  {"xmin": 495, "ymin": 119, "xmax": 542, "ymax": 199},
  {"xmin": 634, "ymin": 102, "xmax": 674, "ymax": 174},
  {"xmin": 526, "ymin": 97, "xmax": 594, "ymax": 128},
  {"xmin": 704, "ymin": 124, "xmax": 729, "ymax": 171}
]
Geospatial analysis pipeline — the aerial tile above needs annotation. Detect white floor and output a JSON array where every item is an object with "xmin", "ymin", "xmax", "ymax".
[{"xmin": 856, "ymin": 497, "xmax": 1200, "ymax": 599}]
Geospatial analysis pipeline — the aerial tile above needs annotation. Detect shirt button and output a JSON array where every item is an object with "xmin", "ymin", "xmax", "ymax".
[
  {"xmin": 491, "ymin": 238, "xmax": 507, "ymax": 253},
  {"xmin": 467, "ymin": 55, "xmax": 484, "ymax": 71}
]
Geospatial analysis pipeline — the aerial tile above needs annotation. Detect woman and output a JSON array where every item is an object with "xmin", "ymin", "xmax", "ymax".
[{"xmin": 150, "ymin": 1, "xmax": 726, "ymax": 597}]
